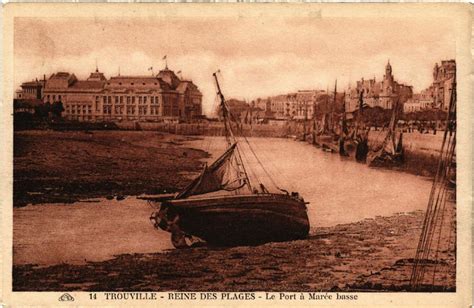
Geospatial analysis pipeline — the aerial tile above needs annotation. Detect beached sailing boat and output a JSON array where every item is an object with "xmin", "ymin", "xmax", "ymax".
[
  {"xmin": 366, "ymin": 97, "xmax": 403, "ymax": 166},
  {"xmin": 150, "ymin": 72, "xmax": 310, "ymax": 248},
  {"xmin": 345, "ymin": 89, "xmax": 369, "ymax": 162},
  {"xmin": 315, "ymin": 81, "xmax": 339, "ymax": 152}
]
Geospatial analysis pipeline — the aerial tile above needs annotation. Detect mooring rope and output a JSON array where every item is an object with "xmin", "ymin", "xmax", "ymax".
[{"xmin": 410, "ymin": 76, "xmax": 456, "ymax": 290}]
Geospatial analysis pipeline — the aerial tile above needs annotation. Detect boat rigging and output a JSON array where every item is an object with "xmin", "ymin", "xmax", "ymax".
[{"xmin": 150, "ymin": 71, "xmax": 310, "ymax": 248}]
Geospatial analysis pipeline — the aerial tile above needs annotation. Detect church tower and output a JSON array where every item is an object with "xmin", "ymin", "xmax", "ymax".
[{"xmin": 384, "ymin": 60, "xmax": 394, "ymax": 85}]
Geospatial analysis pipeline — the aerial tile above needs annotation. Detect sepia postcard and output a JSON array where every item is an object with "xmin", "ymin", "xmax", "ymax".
[{"xmin": 1, "ymin": 3, "xmax": 472, "ymax": 307}]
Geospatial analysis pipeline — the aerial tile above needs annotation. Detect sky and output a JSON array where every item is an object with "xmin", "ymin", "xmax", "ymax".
[{"xmin": 14, "ymin": 16, "xmax": 455, "ymax": 115}]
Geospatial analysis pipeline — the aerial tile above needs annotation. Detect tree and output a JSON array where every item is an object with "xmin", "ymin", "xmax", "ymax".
[
  {"xmin": 34, "ymin": 102, "xmax": 50, "ymax": 119},
  {"xmin": 51, "ymin": 101, "xmax": 65, "ymax": 118}
]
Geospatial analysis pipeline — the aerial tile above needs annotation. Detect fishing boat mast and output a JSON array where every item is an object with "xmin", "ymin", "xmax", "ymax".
[
  {"xmin": 312, "ymin": 93, "xmax": 317, "ymax": 145},
  {"xmin": 303, "ymin": 99, "xmax": 308, "ymax": 141},
  {"xmin": 342, "ymin": 91, "xmax": 347, "ymax": 135},
  {"xmin": 212, "ymin": 72, "xmax": 253, "ymax": 192},
  {"xmin": 332, "ymin": 79, "xmax": 337, "ymax": 133}
]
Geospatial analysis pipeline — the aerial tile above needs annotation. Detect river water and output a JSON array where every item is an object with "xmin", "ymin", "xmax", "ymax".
[{"xmin": 14, "ymin": 137, "xmax": 432, "ymax": 265}]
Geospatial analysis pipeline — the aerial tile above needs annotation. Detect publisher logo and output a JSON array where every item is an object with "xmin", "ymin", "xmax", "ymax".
[{"xmin": 58, "ymin": 293, "xmax": 75, "ymax": 302}]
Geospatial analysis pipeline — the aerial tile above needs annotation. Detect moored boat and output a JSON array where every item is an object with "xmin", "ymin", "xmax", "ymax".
[
  {"xmin": 150, "ymin": 72, "xmax": 310, "ymax": 248},
  {"xmin": 366, "ymin": 98, "xmax": 404, "ymax": 167},
  {"xmin": 158, "ymin": 193, "xmax": 309, "ymax": 246}
]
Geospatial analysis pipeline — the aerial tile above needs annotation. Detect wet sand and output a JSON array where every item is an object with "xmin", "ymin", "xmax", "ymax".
[
  {"xmin": 14, "ymin": 130, "xmax": 207, "ymax": 206},
  {"xmin": 12, "ymin": 130, "xmax": 455, "ymax": 291},
  {"xmin": 13, "ymin": 209, "xmax": 455, "ymax": 291}
]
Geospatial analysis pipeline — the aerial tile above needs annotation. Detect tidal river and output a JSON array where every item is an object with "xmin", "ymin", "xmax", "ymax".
[{"xmin": 14, "ymin": 137, "xmax": 432, "ymax": 266}]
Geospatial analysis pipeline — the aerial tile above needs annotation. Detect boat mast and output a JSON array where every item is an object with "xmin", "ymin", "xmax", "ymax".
[
  {"xmin": 213, "ymin": 72, "xmax": 253, "ymax": 192},
  {"xmin": 312, "ymin": 92, "xmax": 317, "ymax": 144},
  {"xmin": 332, "ymin": 79, "xmax": 337, "ymax": 133},
  {"xmin": 214, "ymin": 72, "xmax": 236, "ymax": 146},
  {"xmin": 303, "ymin": 99, "xmax": 308, "ymax": 141},
  {"xmin": 342, "ymin": 91, "xmax": 347, "ymax": 135},
  {"xmin": 356, "ymin": 88, "xmax": 364, "ymax": 135}
]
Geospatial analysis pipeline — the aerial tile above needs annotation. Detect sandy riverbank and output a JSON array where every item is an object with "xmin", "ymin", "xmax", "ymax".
[
  {"xmin": 13, "ymin": 209, "xmax": 455, "ymax": 292},
  {"xmin": 14, "ymin": 130, "xmax": 443, "ymax": 207},
  {"xmin": 14, "ymin": 130, "xmax": 207, "ymax": 206},
  {"xmin": 12, "ymin": 130, "xmax": 455, "ymax": 292}
]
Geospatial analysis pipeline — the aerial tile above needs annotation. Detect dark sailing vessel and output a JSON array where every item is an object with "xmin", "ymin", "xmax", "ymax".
[
  {"xmin": 314, "ymin": 81, "xmax": 339, "ymax": 152},
  {"xmin": 150, "ymin": 72, "xmax": 310, "ymax": 248},
  {"xmin": 346, "ymin": 89, "xmax": 369, "ymax": 162},
  {"xmin": 366, "ymin": 97, "xmax": 404, "ymax": 167}
]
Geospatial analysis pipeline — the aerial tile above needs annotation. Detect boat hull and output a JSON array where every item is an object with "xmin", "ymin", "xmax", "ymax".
[{"xmin": 158, "ymin": 194, "xmax": 310, "ymax": 246}]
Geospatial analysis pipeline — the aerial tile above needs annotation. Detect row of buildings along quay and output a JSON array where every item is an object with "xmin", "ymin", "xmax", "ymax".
[
  {"xmin": 15, "ymin": 59, "xmax": 455, "ymax": 123},
  {"xmin": 16, "ymin": 66, "xmax": 203, "ymax": 122},
  {"xmin": 241, "ymin": 60, "xmax": 454, "ymax": 123}
]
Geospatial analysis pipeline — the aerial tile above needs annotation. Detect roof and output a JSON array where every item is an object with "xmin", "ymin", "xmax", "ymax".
[
  {"xmin": 70, "ymin": 81, "xmax": 105, "ymax": 90},
  {"xmin": 156, "ymin": 69, "xmax": 181, "ymax": 89},
  {"xmin": 87, "ymin": 71, "xmax": 107, "ymax": 81},
  {"xmin": 21, "ymin": 81, "xmax": 44, "ymax": 88},
  {"xmin": 176, "ymin": 81, "xmax": 200, "ymax": 94},
  {"xmin": 106, "ymin": 76, "xmax": 171, "ymax": 90},
  {"xmin": 176, "ymin": 81, "xmax": 190, "ymax": 92}
]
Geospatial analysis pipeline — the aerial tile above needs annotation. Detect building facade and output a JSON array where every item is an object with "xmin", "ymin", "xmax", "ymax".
[
  {"xmin": 345, "ymin": 61, "xmax": 413, "ymax": 112},
  {"xmin": 16, "ymin": 78, "xmax": 46, "ymax": 100},
  {"xmin": 425, "ymin": 60, "xmax": 455, "ymax": 111},
  {"xmin": 403, "ymin": 59, "xmax": 455, "ymax": 113},
  {"xmin": 259, "ymin": 90, "xmax": 326, "ymax": 120},
  {"xmin": 39, "ymin": 67, "xmax": 202, "ymax": 122}
]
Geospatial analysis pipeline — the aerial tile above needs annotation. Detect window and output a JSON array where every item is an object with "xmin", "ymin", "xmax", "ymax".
[
  {"xmin": 139, "ymin": 97, "xmax": 142, "ymax": 104},
  {"xmin": 144, "ymin": 97, "xmax": 147, "ymax": 104},
  {"xmin": 132, "ymin": 97, "xmax": 135, "ymax": 104},
  {"xmin": 131, "ymin": 83, "xmax": 134, "ymax": 85}
]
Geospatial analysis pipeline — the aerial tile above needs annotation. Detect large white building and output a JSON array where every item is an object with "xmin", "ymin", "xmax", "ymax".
[{"xmin": 21, "ymin": 66, "xmax": 203, "ymax": 122}]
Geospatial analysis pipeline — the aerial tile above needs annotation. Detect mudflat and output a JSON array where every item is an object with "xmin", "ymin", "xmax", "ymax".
[
  {"xmin": 14, "ymin": 130, "xmax": 207, "ymax": 206},
  {"xmin": 12, "ymin": 130, "xmax": 455, "ymax": 292},
  {"xmin": 13, "ymin": 209, "xmax": 455, "ymax": 291}
]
